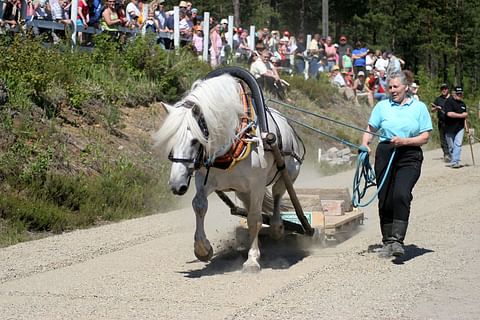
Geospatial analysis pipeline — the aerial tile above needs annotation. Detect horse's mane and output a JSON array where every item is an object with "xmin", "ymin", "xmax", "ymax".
[{"xmin": 154, "ymin": 74, "xmax": 244, "ymax": 157}]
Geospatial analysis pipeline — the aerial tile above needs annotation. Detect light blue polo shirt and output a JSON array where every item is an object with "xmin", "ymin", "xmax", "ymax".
[{"xmin": 368, "ymin": 98, "xmax": 433, "ymax": 142}]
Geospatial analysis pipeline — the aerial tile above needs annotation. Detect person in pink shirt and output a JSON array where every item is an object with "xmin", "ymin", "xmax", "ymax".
[
  {"xmin": 209, "ymin": 23, "xmax": 222, "ymax": 67},
  {"xmin": 192, "ymin": 26, "xmax": 203, "ymax": 57}
]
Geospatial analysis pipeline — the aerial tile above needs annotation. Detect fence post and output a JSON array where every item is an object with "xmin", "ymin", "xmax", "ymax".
[
  {"xmin": 305, "ymin": 34, "xmax": 312, "ymax": 80},
  {"xmin": 173, "ymin": 6, "xmax": 180, "ymax": 49},
  {"xmin": 249, "ymin": 25, "xmax": 255, "ymax": 52},
  {"xmin": 0, "ymin": 2, "xmax": 4, "ymax": 20},
  {"xmin": 71, "ymin": 0, "xmax": 78, "ymax": 46},
  {"xmin": 21, "ymin": 0, "xmax": 27, "ymax": 19},
  {"xmin": 202, "ymin": 12, "xmax": 210, "ymax": 63},
  {"xmin": 227, "ymin": 15, "xmax": 233, "ymax": 63}
]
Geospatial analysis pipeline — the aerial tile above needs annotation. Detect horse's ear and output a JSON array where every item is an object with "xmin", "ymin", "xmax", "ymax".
[{"xmin": 161, "ymin": 102, "xmax": 174, "ymax": 114}]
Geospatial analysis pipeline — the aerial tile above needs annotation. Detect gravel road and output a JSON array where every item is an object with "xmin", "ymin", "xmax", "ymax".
[{"xmin": 1, "ymin": 144, "xmax": 479, "ymax": 320}]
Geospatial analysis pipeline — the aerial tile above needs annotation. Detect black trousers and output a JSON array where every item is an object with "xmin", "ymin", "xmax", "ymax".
[
  {"xmin": 375, "ymin": 143, "xmax": 423, "ymax": 225},
  {"xmin": 438, "ymin": 121, "xmax": 449, "ymax": 157}
]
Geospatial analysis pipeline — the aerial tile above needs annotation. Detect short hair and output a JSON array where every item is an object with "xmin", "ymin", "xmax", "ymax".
[{"xmin": 387, "ymin": 71, "xmax": 409, "ymax": 86}]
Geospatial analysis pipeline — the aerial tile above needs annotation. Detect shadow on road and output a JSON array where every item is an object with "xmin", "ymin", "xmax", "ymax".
[
  {"xmin": 179, "ymin": 229, "xmax": 313, "ymax": 278},
  {"xmin": 365, "ymin": 243, "xmax": 434, "ymax": 264},
  {"xmin": 392, "ymin": 244, "xmax": 434, "ymax": 265}
]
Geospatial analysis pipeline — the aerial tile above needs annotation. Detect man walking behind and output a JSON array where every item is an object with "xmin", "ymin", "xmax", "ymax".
[
  {"xmin": 431, "ymin": 83, "xmax": 451, "ymax": 162},
  {"xmin": 444, "ymin": 86, "xmax": 468, "ymax": 168}
]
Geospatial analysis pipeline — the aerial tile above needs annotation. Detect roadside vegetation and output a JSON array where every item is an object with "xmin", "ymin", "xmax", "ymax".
[{"xmin": 0, "ymin": 35, "xmax": 478, "ymax": 247}]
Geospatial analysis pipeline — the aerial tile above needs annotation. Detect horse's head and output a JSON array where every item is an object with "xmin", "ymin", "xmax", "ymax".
[
  {"xmin": 154, "ymin": 74, "xmax": 244, "ymax": 195},
  {"xmin": 160, "ymin": 102, "xmax": 209, "ymax": 195},
  {"xmin": 168, "ymin": 128, "xmax": 204, "ymax": 195}
]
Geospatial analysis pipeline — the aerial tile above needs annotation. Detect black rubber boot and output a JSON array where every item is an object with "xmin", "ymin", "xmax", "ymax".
[
  {"xmin": 381, "ymin": 223, "xmax": 393, "ymax": 244},
  {"xmin": 377, "ymin": 223, "xmax": 393, "ymax": 258},
  {"xmin": 391, "ymin": 220, "xmax": 408, "ymax": 257}
]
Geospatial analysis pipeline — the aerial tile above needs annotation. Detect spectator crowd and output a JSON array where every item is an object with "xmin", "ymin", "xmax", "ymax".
[{"xmin": 1, "ymin": 0, "xmax": 418, "ymax": 105}]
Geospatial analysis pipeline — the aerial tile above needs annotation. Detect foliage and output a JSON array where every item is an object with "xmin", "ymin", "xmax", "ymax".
[{"xmin": 0, "ymin": 35, "xmax": 213, "ymax": 246}]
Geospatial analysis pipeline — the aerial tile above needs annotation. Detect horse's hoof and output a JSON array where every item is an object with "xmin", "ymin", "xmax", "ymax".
[
  {"xmin": 194, "ymin": 246, "xmax": 213, "ymax": 262},
  {"xmin": 242, "ymin": 261, "xmax": 261, "ymax": 273},
  {"xmin": 269, "ymin": 224, "xmax": 284, "ymax": 240}
]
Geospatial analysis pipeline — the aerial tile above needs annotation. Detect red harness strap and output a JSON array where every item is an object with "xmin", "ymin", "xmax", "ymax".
[{"xmin": 212, "ymin": 82, "xmax": 255, "ymax": 170}]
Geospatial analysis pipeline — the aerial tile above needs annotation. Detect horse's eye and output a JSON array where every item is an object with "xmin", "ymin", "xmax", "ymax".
[{"xmin": 191, "ymin": 139, "xmax": 199, "ymax": 146}]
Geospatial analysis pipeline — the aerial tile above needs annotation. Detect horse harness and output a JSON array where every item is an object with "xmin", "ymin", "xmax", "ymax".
[{"xmin": 168, "ymin": 81, "xmax": 304, "ymax": 182}]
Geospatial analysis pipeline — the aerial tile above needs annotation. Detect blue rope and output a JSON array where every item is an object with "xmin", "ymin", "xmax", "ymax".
[
  {"xmin": 352, "ymin": 146, "xmax": 396, "ymax": 208},
  {"xmin": 268, "ymin": 100, "xmax": 399, "ymax": 209}
]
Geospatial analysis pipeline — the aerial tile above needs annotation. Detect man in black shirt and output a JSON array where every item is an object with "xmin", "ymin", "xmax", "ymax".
[
  {"xmin": 444, "ymin": 86, "xmax": 468, "ymax": 168},
  {"xmin": 431, "ymin": 83, "xmax": 451, "ymax": 162}
]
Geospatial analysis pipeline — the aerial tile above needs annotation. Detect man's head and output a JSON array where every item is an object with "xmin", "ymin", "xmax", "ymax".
[
  {"xmin": 331, "ymin": 65, "xmax": 340, "ymax": 74},
  {"xmin": 453, "ymin": 86, "xmax": 464, "ymax": 99},
  {"xmin": 339, "ymin": 35, "xmax": 347, "ymax": 44},
  {"xmin": 261, "ymin": 50, "xmax": 272, "ymax": 62},
  {"xmin": 440, "ymin": 83, "xmax": 449, "ymax": 97},
  {"xmin": 411, "ymin": 82, "xmax": 419, "ymax": 93}
]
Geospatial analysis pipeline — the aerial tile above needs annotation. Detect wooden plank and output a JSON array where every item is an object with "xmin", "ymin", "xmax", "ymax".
[
  {"xmin": 289, "ymin": 187, "xmax": 353, "ymax": 211},
  {"xmin": 321, "ymin": 199, "xmax": 345, "ymax": 216},
  {"xmin": 325, "ymin": 210, "xmax": 364, "ymax": 228}
]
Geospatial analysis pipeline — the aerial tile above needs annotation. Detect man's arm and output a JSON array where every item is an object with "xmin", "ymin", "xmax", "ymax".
[{"xmin": 446, "ymin": 111, "xmax": 468, "ymax": 119}]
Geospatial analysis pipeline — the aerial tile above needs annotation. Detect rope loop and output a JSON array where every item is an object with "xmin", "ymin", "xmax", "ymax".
[{"xmin": 352, "ymin": 148, "xmax": 396, "ymax": 208}]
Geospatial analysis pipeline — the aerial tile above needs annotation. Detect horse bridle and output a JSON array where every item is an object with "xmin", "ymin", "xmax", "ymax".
[{"xmin": 167, "ymin": 101, "xmax": 210, "ymax": 171}]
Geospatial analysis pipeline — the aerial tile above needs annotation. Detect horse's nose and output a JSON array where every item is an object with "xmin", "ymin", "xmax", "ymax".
[{"xmin": 172, "ymin": 185, "xmax": 188, "ymax": 195}]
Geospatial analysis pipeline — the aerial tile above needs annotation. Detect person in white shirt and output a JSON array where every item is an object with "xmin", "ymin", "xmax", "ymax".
[
  {"xmin": 331, "ymin": 65, "xmax": 346, "ymax": 87},
  {"xmin": 250, "ymin": 50, "xmax": 287, "ymax": 100},
  {"xmin": 126, "ymin": 0, "xmax": 141, "ymax": 27}
]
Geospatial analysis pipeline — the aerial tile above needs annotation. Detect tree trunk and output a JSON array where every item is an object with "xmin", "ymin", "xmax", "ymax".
[
  {"xmin": 233, "ymin": 0, "xmax": 240, "ymax": 26},
  {"xmin": 300, "ymin": 0, "xmax": 305, "ymax": 33}
]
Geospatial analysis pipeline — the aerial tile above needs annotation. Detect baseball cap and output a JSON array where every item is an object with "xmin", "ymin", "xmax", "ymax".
[
  {"xmin": 220, "ymin": 18, "xmax": 228, "ymax": 24},
  {"xmin": 191, "ymin": 8, "xmax": 198, "ymax": 13},
  {"xmin": 357, "ymin": 71, "xmax": 365, "ymax": 77},
  {"xmin": 411, "ymin": 82, "xmax": 419, "ymax": 88},
  {"xmin": 454, "ymin": 86, "xmax": 463, "ymax": 94},
  {"xmin": 440, "ymin": 83, "xmax": 449, "ymax": 90},
  {"xmin": 331, "ymin": 65, "xmax": 340, "ymax": 72}
]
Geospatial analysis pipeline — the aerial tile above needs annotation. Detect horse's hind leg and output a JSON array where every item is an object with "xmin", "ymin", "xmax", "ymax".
[
  {"xmin": 192, "ymin": 188, "xmax": 213, "ymax": 262},
  {"xmin": 269, "ymin": 180, "xmax": 286, "ymax": 240},
  {"xmin": 243, "ymin": 191, "xmax": 264, "ymax": 273}
]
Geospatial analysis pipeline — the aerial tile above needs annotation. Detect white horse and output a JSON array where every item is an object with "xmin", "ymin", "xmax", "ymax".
[{"xmin": 154, "ymin": 73, "xmax": 305, "ymax": 272}]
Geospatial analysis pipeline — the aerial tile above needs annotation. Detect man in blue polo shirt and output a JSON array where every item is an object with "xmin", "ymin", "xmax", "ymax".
[{"xmin": 352, "ymin": 41, "xmax": 368, "ymax": 76}]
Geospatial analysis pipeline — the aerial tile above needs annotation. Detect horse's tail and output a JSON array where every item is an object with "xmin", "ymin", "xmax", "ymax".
[{"xmin": 262, "ymin": 189, "xmax": 294, "ymax": 214}]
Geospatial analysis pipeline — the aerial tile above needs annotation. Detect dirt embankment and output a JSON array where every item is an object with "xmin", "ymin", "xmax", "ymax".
[{"xmin": 0, "ymin": 142, "xmax": 479, "ymax": 319}]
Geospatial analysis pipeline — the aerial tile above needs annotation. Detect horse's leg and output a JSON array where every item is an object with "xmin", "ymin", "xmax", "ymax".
[
  {"xmin": 269, "ymin": 180, "xmax": 286, "ymax": 240},
  {"xmin": 192, "ymin": 180, "xmax": 213, "ymax": 262},
  {"xmin": 243, "ymin": 190, "xmax": 264, "ymax": 273},
  {"xmin": 270, "ymin": 159, "xmax": 301, "ymax": 240}
]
